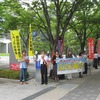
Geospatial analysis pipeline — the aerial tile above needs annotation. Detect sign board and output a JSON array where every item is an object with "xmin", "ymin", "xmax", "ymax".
[
  {"xmin": 87, "ymin": 38, "xmax": 94, "ymax": 59},
  {"xmin": 10, "ymin": 30, "xmax": 21, "ymax": 59},
  {"xmin": 57, "ymin": 58, "xmax": 84, "ymax": 75},
  {"xmin": 98, "ymin": 39, "xmax": 100, "ymax": 55},
  {"xmin": 10, "ymin": 63, "xmax": 20, "ymax": 71}
]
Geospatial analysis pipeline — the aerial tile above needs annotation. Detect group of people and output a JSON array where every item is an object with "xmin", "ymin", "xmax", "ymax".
[
  {"xmin": 18, "ymin": 50, "xmax": 61, "ymax": 85},
  {"xmin": 18, "ymin": 50, "xmax": 49, "ymax": 85},
  {"xmin": 18, "ymin": 50, "xmax": 100, "ymax": 85}
]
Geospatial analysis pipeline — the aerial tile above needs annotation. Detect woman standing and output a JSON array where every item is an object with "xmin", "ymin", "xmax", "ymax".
[
  {"xmin": 52, "ymin": 50, "xmax": 61, "ymax": 81},
  {"xmin": 18, "ymin": 50, "xmax": 29, "ymax": 85}
]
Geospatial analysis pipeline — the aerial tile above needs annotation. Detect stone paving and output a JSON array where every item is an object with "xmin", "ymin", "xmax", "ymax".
[
  {"xmin": 60, "ymin": 70, "xmax": 100, "ymax": 100},
  {"xmin": 1, "ymin": 57, "xmax": 100, "ymax": 100}
]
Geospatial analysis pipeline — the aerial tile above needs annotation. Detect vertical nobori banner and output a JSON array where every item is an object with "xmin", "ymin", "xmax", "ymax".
[
  {"xmin": 87, "ymin": 38, "xmax": 94, "ymax": 59},
  {"xmin": 98, "ymin": 39, "xmax": 100, "ymax": 55},
  {"xmin": 56, "ymin": 37, "xmax": 64, "ymax": 56},
  {"xmin": 10, "ymin": 30, "xmax": 22, "ymax": 59},
  {"xmin": 28, "ymin": 24, "xmax": 34, "ymax": 56}
]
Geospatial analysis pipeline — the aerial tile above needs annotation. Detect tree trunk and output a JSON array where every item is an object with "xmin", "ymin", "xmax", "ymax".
[
  {"xmin": 81, "ymin": 43, "xmax": 85, "ymax": 52},
  {"xmin": 94, "ymin": 33, "xmax": 99, "ymax": 52},
  {"xmin": 51, "ymin": 35, "xmax": 64, "ymax": 56}
]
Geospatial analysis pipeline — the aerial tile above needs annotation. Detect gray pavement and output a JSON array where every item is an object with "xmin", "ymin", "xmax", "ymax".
[
  {"xmin": 0, "ymin": 68, "xmax": 100, "ymax": 100},
  {"xmin": 60, "ymin": 70, "xmax": 100, "ymax": 100},
  {"xmin": 1, "ymin": 57, "xmax": 100, "ymax": 100}
]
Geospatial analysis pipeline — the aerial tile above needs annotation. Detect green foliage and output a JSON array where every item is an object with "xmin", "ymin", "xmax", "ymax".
[
  {"xmin": 0, "ymin": 69, "xmax": 20, "ymax": 79},
  {"xmin": 68, "ymin": 0, "xmax": 100, "ymax": 52},
  {"xmin": 0, "ymin": 53, "xmax": 9, "ymax": 56},
  {"xmin": 64, "ymin": 31, "xmax": 80, "ymax": 54},
  {"xmin": 0, "ymin": 69, "xmax": 29, "ymax": 79},
  {"xmin": 0, "ymin": 0, "xmax": 100, "ymax": 53},
  {"xmin": 33, "ymin": 36, "xmax": 50, "ymax": 53},
  {"xmin": 0, "ymin": 0, "xmax": 36, "ymax": 50}
]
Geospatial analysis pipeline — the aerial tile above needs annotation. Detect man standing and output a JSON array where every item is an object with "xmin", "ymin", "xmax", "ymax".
[
  {"xmin": 93, "ymin": 51, "xmax": 98, "ymax": 69},
  {"xmin": 83, "ymin": 51, "xmax": 88, "ymax": 74},
  {"xmin": 37, "ymin": 51, "xmax": 48, "ymax": 85},
  {"xmin": 18, "ymin": 50, "xmax": 29, "ymax": 85}
]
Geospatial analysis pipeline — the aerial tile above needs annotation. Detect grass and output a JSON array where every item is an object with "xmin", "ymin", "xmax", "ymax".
[{"xmin": 0, "ymin": 53, "xmax": 9, "ymax": 56}]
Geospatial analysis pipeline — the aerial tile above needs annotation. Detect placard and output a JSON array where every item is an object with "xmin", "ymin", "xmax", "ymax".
[
  {"xmin": 87, "ymin": 38, "xmax": 94, "ymax": 59},
  {"xmin": 10, "ymin": 30, "xmax": 21, "ymax": 59},
  {"xmin": 57, "ymin": 58, "xmax": 84, "ymax": 75},
  {"xmin": 28, "ymin": 24, "xmax": 34, "ymax": 56}
]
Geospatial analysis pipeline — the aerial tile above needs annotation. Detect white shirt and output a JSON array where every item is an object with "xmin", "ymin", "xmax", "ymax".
[
  {"xmin": 82, "ymin": 54, "xmax": 87, "ymax": 63},
  {"xmin": 19, "ymin": 56, "xmax": 29, "ymax": 68},
  {"xmin": 37, "ymin": 55, "xmax": 48, "ymax": 64},
  {"xmin": 94, "ymin": 53, "xmax": 98, "ymax": 58}
]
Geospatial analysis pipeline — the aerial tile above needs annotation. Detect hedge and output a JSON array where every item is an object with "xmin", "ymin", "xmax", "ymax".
[
  {"xmin": 0, "ymin": 69, "xmax": 29, "ymax": 79},
  {"xmin": 0, "ymin": 69, "xmax": 20, "ymax": 79}
]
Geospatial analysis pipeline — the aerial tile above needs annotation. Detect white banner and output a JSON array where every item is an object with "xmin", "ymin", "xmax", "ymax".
[{"xmin": 57, "ymin": 58, "xmax": 85, "ymax": 75}]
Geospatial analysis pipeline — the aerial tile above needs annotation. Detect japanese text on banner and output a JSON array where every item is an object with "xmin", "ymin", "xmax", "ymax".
[
  {"xmin": 10, "ymin": 30, "xmax": 21, "ymax": 59},
  {"xmin": 87, "ymin": 38, "xmax": 94, "ymax": 59},
  {"xmin": 98, "ymin": 39, "xmax": 100, "ymax": 55},
  {"xmin": 28, "ymin": 24, "xmax": 34, "ymax": 56},
  {"xmin": 57, "ymin": 58, "xmax": 85, "ymax": 75}
]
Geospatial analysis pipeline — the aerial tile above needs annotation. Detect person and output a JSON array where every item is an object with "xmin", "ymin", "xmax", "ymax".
[
  {"xmin": 98, "ymin": 54, "xmax": 100, "ymax": 65},
  {"xmin": 66, "ymin": 51, "xmax": 73, "ymax": 79},
  {"xmin": 78, "ymin": 52, "xmax": 83, "ymax": 78},
  {"xmin": 52, "ymin": 50, "xmax": 61, "ymax": 81},
  {"xmin": 62, "ymin": 52, "xmax": 66, "ymax": 59},
  {"xmin": 93, "ymin": 51, "xmax": 98, "ymax": 69},
  {"xmin": 83, "ymin": 51, "xmax": 88, "ymax": 74},
  {"xmin": 18, "ymin": 50, "xmax": 29, "ymax": 85},
  {"xmin": 37, "ymin": 51, "xmax": 48, "ymax": 85}
]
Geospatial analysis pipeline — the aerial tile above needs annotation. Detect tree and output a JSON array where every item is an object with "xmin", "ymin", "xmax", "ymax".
[
  {"xmin": 88, "ymin": 3, "xmax": 100, "ymax": 51},
  {"xmin": 69, "ymin": 0, "xmax": 100, "ymax": 52},
  {"xmin": 24, "ymin": 0, "xmax": 84, "ymax": 53},
  {"xmin": 0, "ymin": 0, "xmax": 36, "ymax": 51}
]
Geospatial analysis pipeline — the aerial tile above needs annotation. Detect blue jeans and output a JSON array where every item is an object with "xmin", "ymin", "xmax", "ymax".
[{"xmin": 20, "ymin": 68, "xmax": 27, "ymax": 82}]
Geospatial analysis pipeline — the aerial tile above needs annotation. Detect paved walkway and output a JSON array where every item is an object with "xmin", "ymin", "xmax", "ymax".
[
  {"xmin": 60, "ymin": 70, "xmax": 100, "ymax": 100},
  {"xmin": 1, "ymin": 57, "xmax": 100, "ymax": 100},
  {"xmin": 0, "ymin": 68, "xmax": 100, "ymax": 100}
]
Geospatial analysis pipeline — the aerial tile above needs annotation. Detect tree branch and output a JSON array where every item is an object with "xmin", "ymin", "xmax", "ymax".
[
  {"xmin": 61, "ymin": 0, "xmax": 84, "ymax": 36},
  {"xmin": 39, "ymin": 28, "xmax": 50, "ymax": 41},
  {"xmin": 40, "ymin": 0, "xmax": 54, "ymax": 44}
]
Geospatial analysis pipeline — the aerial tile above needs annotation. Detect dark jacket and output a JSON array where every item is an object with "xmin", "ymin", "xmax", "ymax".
[{"xmin": 52, "ymin": 55, "xmax": 61, "ymax": 65}]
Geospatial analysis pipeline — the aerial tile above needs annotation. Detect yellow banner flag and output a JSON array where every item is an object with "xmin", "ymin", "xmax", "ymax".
[
  {"xmin": 10, "ymin": 30, "xmax": 22, "ymax": 59},
  {"xmin": 28, "ymin": 24, "xmax": 34, "ymax": 56}
]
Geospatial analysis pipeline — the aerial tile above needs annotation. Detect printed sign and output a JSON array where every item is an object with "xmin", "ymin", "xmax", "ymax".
[
  {"xmin": 57, "ymin": 58, "xmax": 84, "ymax": 75},
  {"xmin": 98, "ymin": 39, "xmax": 100, "ymax": 55},
  {"xmin": 28, "ymin": 24, "xmax": 34, "ymax": 56},
  {"xmin": 56, "ymin": 37, "xmax": 64, "ymax": 56},
  {"xmin": 87, "ymin": 38, "xmax": 94, "ymax": 59},
  {"xmin": 10, "ymin": 30, "xmax": 21, "ymax": 59},
  {"xmin": 10, "ymin": 63, "xmax": 20, "ymax": 71}
]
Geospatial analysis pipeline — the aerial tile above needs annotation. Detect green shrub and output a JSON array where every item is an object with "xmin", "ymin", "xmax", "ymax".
[
  {"xmin": 0, "ymin": 69, "xmax": 20, "ymax": 79},
  {"xmin": 0, "ymin": 69, "xmax": 29, "ymax": 79}
]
